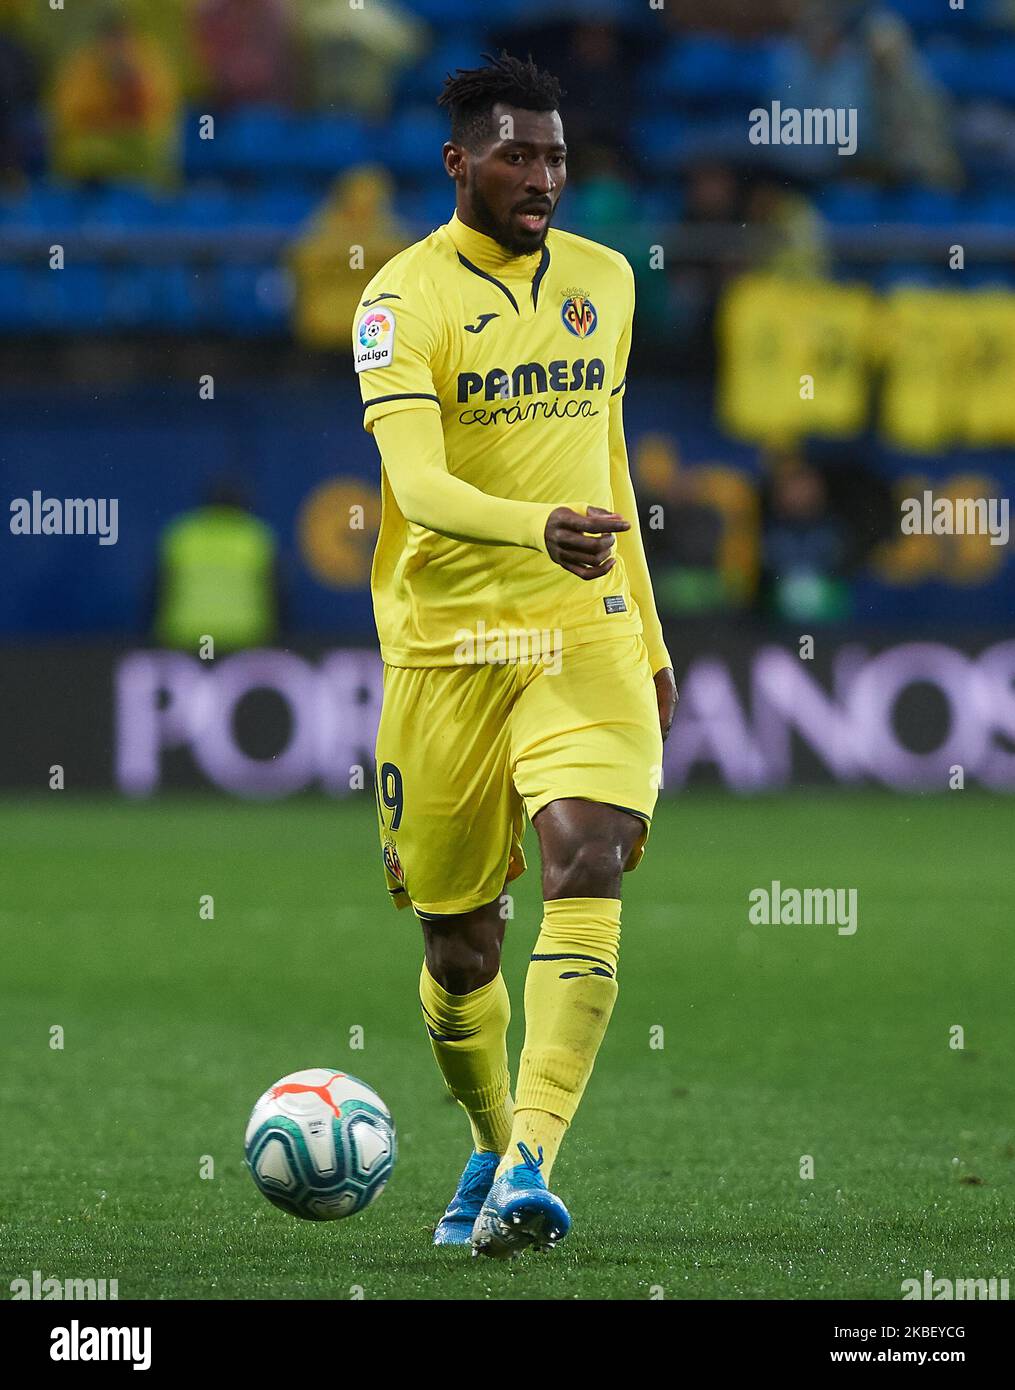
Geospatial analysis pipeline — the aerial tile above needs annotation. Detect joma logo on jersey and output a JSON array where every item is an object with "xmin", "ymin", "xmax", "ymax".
[{"xmin": 457, "ymin": 358, "xmax": 606, "ymax": 402}]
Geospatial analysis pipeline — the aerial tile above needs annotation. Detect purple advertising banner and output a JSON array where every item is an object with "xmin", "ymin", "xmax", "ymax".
[{"xmin": 99, "ymin": 637, "xmax": 1015, "ymax": 797}]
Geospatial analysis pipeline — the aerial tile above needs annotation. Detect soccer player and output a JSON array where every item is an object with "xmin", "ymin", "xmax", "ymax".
[{"xmin": 353, "ymin": 53, "xmax": 677, "ymax": 1257}]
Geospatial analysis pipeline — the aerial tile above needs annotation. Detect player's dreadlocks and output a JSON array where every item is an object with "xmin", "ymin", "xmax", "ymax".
[{"xmin": 437, "ymin": 52, "xmax": 563, "ymax": 150}]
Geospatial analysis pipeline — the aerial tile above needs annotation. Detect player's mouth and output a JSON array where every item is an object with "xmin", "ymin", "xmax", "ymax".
[{"xmin": 514, "ymin": 203, "xmax": 552, "ymax": 234}]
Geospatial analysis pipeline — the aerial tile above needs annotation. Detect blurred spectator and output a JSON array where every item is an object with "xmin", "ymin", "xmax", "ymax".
[
  {"xmin": 665, "ymin": 0, "xmax": 799, "ymax": 37},
  {"xmin": 288, "ymin": 165, "xmax": 410, "ymax": 351},
  {"xmin": 638, "ymin": 436, "xmax": 757, "ymax": 615},
  {"xmin": 297, "ymin": 0, "xmax": 426, "ymax": 117},
  {"xmin": 769, "ymin": 6, "xmax": 870, "ymax": 174},
  {"xmin": 50, "ymin": 15, "xmax": 180, "ymax": 189},
  {"xmin": 745, "ymin": 179, "xmax": 829, "ymax": 279},
  {"xmin": 669, "ymin": 161, "xmax": 747, "ymax": 370},
  {"xmin": 0, "ymin": 27, "xmax": 39, "ymax": 183},
  {"xmin": 7, "ymin": 0, "xmax": 203, "ymax": 102},
  {"xmin": 956, "ymin": 99, "xmax": 1015, "ymax": 182},
  {"xmin": 760, "ymin": 454, "xmax": 850, "ymax": 623},
  {"xmin": 644, "ymin": 468, "xmax": 727, "ymax": 616},
  {"xmin": 153, "ymin": 481, "xmax": 283, "ymax": 650},
  {"xmin": 492, "ymin": 18, "xmax": 635, "ymax": 168},
  {"xmin": 194, "ymin": 0, "xmax": 297, "ymax": 109},
  {"xmin": 556, "ymin": 21, "xmax": 632, "ymax": 163},
  {"xmin": 566, "ymin": 147, "xmax": 641, "ymax": 252},
  {"xmin": 864, "ymin": 10, "xmax": 962, "ymax": 190}
]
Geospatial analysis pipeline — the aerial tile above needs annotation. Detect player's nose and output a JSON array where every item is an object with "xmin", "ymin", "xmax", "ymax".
[{"xmin": 526, "ymin": 162, "xmax": 556, "ymax": 195}]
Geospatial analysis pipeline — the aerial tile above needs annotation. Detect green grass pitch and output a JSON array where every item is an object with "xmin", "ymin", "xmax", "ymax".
[{"xmin": 1, "ymin": 791, "xmax": 1012, "ymax": 1300}]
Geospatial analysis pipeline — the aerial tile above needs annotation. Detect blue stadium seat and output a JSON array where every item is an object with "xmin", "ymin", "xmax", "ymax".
[
  {"xmin": 218, "ymin": 106, "xmax": 296, "ymax": 175},
  {"xmin": 185, "ymin": 106, "xmax": 313, "ymax": 177},
  {"xmin": 37, "ymin": 264, "xmax": 109, "ymax": 331},
  {"xmin": 182, "ymin": 110, "xmax": 221, "ymax": 176},
  {"xmin": 882, "ymin": 0, "xmax": 987, "ymax": 33},
  {"xmin": 0, "ymin": 265, "xmax": 35, "ymax": 329},
  {"xmin": 632, "ymin": 113, "xmax": 686, "ymax": 169},
  {"xmin": 931, "ymin": 39, "xmax": 1015, "ymax": 102},
  {"xmin": 79, "ymin": 184, "xmax": 167, "ymax": 230},
  {"xmin": 218, "ymin": 265, "xmax": 290, "ymax": 333},
  {"xmin": 282, "ymin": 114, "xmax": 373, "ymax": 176},
  {"xmin": 652, "ymin": 35, "xmax": 777, "ymax": 105},
  {"xmin": 396, "ymin": 183, "xmax": 454, "ymax": 229},
  {"xmin": 882, "ymin": 187, "xmax": 961, "ymax": 225},
  {"xmin": 677, "ymin": 116, "xmax": 756, "ymax": 165},
  {"xmin": 133, "ymin": 264, "xmax": 225, "ymax": 332},
  {"xmin": 241, "ymin": 185, "xmax": 319, "ymax": 229},
  {"xmin": 967, "ymin": 191, "xmax": 1015, "ymax": 225},
  {"xmin": 962, "ymin": 265, "xmax": 1015, "ymax": 288},
  {"xmin": 512, "ymin": 0, "xmax": 640, "ymax": 19},
  {"xmin": 923, "ymin": 39, "xmax": 990, "ymax": 99},
  {"xmin": 105, "ymin": 265, "xmax": 160, "ymax": 329},
  {"xmin": 397, "ymin": 32, "xmax": 488, "ymax": 103},
  {"xmin": 382, "ymin": 107, "xmax": 448, "ymax": 177},
  {"xmin": 639, "ymin": 186, "xmax": 684, "ymax": 224},
  {"xmin": 0, "ymin": 180, "xmax": 82, "ymax": 232},
  {"xmin": 983, "ymin": 43, "xmax": 1015, "ymax": 101},
  {"xmin": 170, "ymin": 186, "xmax": 240, "ymax": 229},
  {"xmin": 404, "ymin": 0, "xmax": 503, "ymax": 20},
  {"xmin": 155, "ymin": 264, "xmax": 208, "ymax": 331},
  {"xmin": 816, "ymin": 183, "xmax": 888, "ymax": 226}
]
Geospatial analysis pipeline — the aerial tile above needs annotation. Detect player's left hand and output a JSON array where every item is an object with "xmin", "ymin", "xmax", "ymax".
[{"xmin": 654, "ymin": 667, "xmax": 678, "ymax": 742}]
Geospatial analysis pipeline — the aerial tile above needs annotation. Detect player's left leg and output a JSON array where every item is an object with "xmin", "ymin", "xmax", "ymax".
[
  {"xmin": 471, "ymin": 801, "xmax": 643, "ymax": 1256},
  {"xmin": 471, "ymin": 634, "xmax": 662, "ymax": 1256},
  {"xmin": 501, "ymin": 797, "xmax": 642, "ymax": 1178}
]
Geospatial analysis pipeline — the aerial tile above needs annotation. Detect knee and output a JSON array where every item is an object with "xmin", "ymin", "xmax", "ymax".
[
  {"xmin": 423, "ymin": 925, "xmax": 501, "ymax": 995},
  {"xmin": 543, "ymin": 836, "xmax": 626, "ymax": 900}
]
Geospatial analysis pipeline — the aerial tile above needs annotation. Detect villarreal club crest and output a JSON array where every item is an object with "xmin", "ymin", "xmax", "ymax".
[{"xmin": 561, "ymin": 292, "xmax": 598, "ymax": 339}]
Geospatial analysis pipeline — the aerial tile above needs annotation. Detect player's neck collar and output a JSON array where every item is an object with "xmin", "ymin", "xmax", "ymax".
[
  {"xmin": 447, "ymin": 210, "xmax": 545, "ymax": 274},
  {"xmin": 447, "ymin": 212, "xmax": 551, "ymax": 314}
]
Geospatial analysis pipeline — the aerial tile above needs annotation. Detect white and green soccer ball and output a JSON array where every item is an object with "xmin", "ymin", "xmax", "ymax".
[{"xmin": 244, "ymin": 1069, "xmax": 396, "ymax": 1221}]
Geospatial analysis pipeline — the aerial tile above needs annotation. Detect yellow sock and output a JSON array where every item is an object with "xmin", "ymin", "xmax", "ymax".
[
  {"xmin": 419, "ymin": 963, "xmax": 514, "ymax": 1154},
  {"xmin": 497, "ymin": 897, "xmax": 621, "ymax": 1181}
]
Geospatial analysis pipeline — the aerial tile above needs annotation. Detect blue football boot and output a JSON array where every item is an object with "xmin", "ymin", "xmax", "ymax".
[
  {"xmin": 433, "ymin": 1150, "xmax": 500, "ymax": 1246},
  {"xmin": 470, "ymin": 1143, "xmax": 571, "ymax": 1258}
]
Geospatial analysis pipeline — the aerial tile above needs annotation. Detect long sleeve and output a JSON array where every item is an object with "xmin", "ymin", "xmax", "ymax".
[
  {"xmin": 608, "ymin": 263, "xmax": 671, "ymax": 677},
  {"xmin": 374, "ymin": 408, "xmax": 574, "ymax": 552},
  {"xmin": 609, "ymin": 392, "xmax": 672, "ymax": 676}
]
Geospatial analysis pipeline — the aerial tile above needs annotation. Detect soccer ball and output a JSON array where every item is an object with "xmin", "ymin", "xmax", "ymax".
[{"xmin": 244, "ymin": 1068, "xmax": 396, "ymax": 1221}]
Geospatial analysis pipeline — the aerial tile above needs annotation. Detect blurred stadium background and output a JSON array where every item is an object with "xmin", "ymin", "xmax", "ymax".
[
  {"xmin": 2, "ymin": 0, "xmax": 1014, "ymax": 1303},
  {"xmin": 1, "ymin": 0, "xmax": 1013, "ymax": 796}
]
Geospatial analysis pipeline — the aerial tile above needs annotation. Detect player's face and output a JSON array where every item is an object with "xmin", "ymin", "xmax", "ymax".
[{"xmin": 451, "ymin": 104, "xmax": 567, "ymax": 256}]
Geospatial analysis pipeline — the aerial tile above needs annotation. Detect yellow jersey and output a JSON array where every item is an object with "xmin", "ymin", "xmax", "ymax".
[{"xmin": 354, "ymin": 211, "xmax": 647, "ymax": 667}]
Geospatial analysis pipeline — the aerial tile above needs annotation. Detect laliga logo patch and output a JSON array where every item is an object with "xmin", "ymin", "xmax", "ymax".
[
  {"xmin": 355, "ymin": 307, "xmax": 396, "ymax": 372},
  {"xmin": 561, "ymin": 294, "xmax": 598, "ymax": 338}
]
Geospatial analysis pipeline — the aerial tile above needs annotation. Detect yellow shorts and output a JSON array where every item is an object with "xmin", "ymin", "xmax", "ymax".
[{"xmin": 373, "ymin": 633, "xmax": 663, "ymax": 917}]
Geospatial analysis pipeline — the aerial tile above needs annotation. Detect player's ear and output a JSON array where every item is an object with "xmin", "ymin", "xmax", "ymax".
[{"xmin": 443, "ymin": 141, "xmax": 466, "ymax": 181}]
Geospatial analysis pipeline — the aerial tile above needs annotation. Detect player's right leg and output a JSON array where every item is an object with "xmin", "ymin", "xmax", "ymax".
[
  {"xmin": 421, "ymin": 897, "xmax": 511, "ymax": 1245},
  {"xmin": 373, "ymin": 660, "xmax": 528, "ymax": 1245}
]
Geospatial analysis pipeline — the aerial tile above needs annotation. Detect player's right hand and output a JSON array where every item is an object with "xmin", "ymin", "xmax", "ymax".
[{"xmin": 543, "ymin": 506, "xmax": 631, "ymax": 580}]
